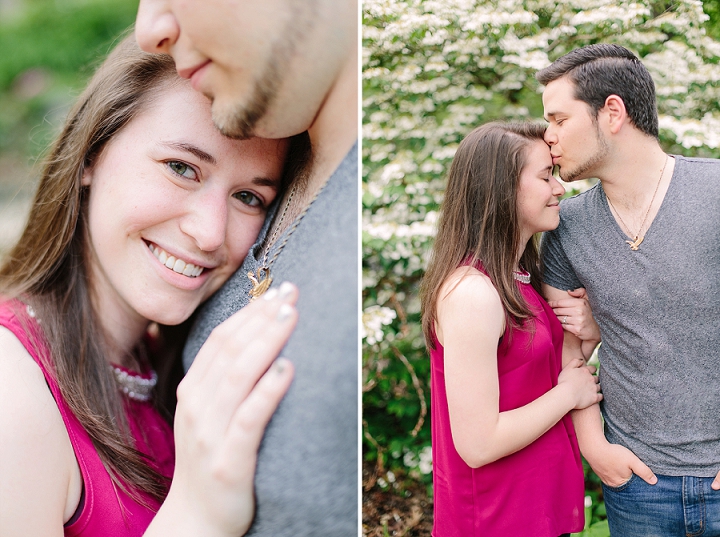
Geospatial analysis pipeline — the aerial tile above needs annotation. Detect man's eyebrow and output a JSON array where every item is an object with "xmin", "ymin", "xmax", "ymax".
[{"xmin": 160, "ymin": 141, "xmax": 217, "ymax": 165}]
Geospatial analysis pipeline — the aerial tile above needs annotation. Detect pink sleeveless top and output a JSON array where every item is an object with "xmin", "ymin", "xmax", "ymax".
[
  {"xmin": 0, "ymin": 300, "xmax": 175, "ymax": 536},
  {"xmin": 430, "ymin": 267, "xmax": 584, "ymax": 536}
]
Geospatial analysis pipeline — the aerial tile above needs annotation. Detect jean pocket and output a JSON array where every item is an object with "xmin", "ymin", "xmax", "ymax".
[{"xmin": 602, "ymin": 472, "xmax": 637, "ymax": 492}]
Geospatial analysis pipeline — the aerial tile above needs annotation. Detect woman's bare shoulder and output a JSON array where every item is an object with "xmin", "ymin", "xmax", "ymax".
[
  {"xmin": 0, "ymin": 325, "xmax": 59, "ymax": 423},
  {"xmin": 438, "ymin": 265, "xmax": 501, "ymax": 310},
  {"xmin": 435, "ymin": 266, "xmax": 504, "ymax": 344},
  {"xmin": 0, "ymin": 326, "xmax": 79, "ymax": 534}
]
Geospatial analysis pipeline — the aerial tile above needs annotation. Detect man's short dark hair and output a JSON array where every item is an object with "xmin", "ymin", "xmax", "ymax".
[{"xmin": 536, "ymin": 43, "xmax": 659, "ymax": 138}]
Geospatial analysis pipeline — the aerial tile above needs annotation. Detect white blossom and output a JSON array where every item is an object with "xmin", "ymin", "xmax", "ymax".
[{"xmin": 362, "ymin": 306, "xmax": 397, "ymax": 345}]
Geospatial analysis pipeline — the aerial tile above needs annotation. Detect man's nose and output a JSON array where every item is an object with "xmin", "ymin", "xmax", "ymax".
[
  {"xmin": 544, "ymin": 125, "xmax": 557, "ymax": 145},
  {"xmin": 135, "ymin": 0, "xmax": 180, "ymax": 55}
]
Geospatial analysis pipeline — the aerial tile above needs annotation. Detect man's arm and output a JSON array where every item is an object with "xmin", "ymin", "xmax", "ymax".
[{"xmin": 543, "ymin": 283, "xmax": 658, "ymax": 488}]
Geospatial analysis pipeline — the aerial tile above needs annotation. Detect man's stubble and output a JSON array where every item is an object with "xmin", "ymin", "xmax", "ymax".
[{"xmin": 212, "ymin": 2, "xmax": 316, "ymax": 140}]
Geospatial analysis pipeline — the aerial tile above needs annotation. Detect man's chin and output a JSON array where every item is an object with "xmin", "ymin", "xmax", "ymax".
[
  {"xmin": 558, "ymin": 167, "xmax": 586, "ymax": 183},
  {"xmin": 211, "ymin": 107, "xmax": 256, "ymax": 139}
]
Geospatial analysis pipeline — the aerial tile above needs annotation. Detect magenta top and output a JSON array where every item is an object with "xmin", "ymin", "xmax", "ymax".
[
  {"xmin": 0, "ymin": 300, "xmax": 175, "ymax": 536},
  {"xmin": 430, "ymin": 266, "xmax": 584, "ymax": 536}
]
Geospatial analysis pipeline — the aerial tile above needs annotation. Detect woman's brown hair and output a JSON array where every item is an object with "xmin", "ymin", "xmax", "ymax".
[
  {"xmin": 421, "ymin": 122, "xmax": 547, "ymax": 348},
  {"xmin": 0, "ymin": 32, "xmax": 309, "ymax": 503}
]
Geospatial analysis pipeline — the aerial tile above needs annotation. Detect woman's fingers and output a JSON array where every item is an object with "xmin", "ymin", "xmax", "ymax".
[
  {"xmin": 224, "ymin": 357, "xmax": 295, "ymax": 461},
  {"xmin": 186, "ymin": 283, "xmax": 298, "ymax": 387},
  {"xmin": 207, "ymin": 303, "xmax": 298, "ymax": 433},
  {"xmin": 551, "ymin": 306, "xmax": 586, "ymax": 319},
  {"xmin": 567, "ymin": 288, "xmax": 588, "ymax": 299},
  {"xmin": 177, "ymin": 282, "xmax": 299, "ymax": 438},
  {"xmin": 548, "ymin": 297, "xmax": 585, "ymax": 309},
  {"xmin": 562, "ymin": 358, "xmax": 585, "ymax": 369}
]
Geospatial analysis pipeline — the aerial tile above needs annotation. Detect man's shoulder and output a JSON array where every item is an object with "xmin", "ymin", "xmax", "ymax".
[
  {"xmin": 674, "ymin": 154, "xmax": 720, "ymax": 177},
  {"xmin": 556, "ymin": 181, "xmax": 603, "ymax": 230}
]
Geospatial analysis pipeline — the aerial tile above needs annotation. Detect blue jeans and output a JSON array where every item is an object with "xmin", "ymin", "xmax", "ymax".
[{"xmin": 603, "ymin": 474, "xmax": 720, "ymax": 536}]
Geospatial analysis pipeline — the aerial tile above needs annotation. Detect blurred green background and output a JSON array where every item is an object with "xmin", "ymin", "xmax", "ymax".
[{"xmin": 0, "ymin": 0, "xmax": 138, "ymax": 256}]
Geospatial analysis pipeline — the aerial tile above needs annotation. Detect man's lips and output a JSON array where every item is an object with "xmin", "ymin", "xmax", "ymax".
[{"xmin": 177, "ymin": 61, "xmax": 211, "ymax": 86}]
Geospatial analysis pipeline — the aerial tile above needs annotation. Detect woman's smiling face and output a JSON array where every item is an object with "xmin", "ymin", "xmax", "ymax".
[{"xmin": 83, "ymin": 81, "xmax": 287, "ymax": 337}]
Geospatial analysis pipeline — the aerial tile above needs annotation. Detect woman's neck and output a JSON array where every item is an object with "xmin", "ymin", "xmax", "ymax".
[{"xmin": 91, "ymin": 297, "xmax": 149, "ymax": 369}]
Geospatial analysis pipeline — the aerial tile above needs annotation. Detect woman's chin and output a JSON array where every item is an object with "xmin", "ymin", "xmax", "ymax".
[{"xmin": 136, "ymin": 300, "xmax": 198, "ymax": 327}]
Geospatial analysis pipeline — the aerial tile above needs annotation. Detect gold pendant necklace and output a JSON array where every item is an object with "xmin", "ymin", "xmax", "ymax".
[
  {"xmin": 247, "ymin": 177, "xmax": 327, "ymax": 300},
  {"xmin": 247, "ymin": 183, "xmax": 297, "ymax": 301},
  {"xmin": 248, "ymin": 266, "xmax": 273, "ymax": 300},
  {"xmin": 606, "ymin": 155, "xmax": 668, "ymax": 251}
]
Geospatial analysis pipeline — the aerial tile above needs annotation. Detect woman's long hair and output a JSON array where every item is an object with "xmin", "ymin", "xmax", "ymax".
[
  {"xmin": 0, "ymin": 32, "xmax": 309, "ymax": 503},
  {"xmin": 421, "ymin": 122, "xmax": 547, "ymax": 348}
]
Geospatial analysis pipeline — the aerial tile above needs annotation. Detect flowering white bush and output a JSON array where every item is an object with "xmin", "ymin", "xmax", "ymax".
[
  {"xmin": 362, "ymin": 305, "xmax": 398, "ymax": 345},
  {"xmin": 362, "ymin": 0, "xmax": 720, "ymax": 481}
]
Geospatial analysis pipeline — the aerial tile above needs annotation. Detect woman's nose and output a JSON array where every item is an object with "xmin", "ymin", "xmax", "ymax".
[{"xmin": 180, "ymin": 191, "xmax": 228, "ymax": 253}]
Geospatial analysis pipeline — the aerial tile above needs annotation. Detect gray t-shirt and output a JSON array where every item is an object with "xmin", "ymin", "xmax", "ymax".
[
  {"xmin": 542, "ymin": 155, "xmax": 720, "ymax": 477},
  {"xmin": 183, "ymin": 143, "xmax": 358, "ymax": 535}
]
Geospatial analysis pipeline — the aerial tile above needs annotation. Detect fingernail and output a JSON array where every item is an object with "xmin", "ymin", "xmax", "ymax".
[
  {"xmin": 278, "ymin": 281, "xmax": 294, "ymax": 300},
  {"xmin": 273, "ymin": 357, "xmax": 290, "ymax": 374},
  {"xmin": 263, "ymin": 288, "xmax": 278, "ymax": 301},
  {"xmin": 277, "ymin": 303, "xmax": 294, "ymax": 321}
]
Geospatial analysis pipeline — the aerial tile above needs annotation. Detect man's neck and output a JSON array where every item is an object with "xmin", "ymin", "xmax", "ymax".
[
  {"xmin": 595, "ymin": 133, "xmax": 675, "ymax": 240},
  {"xmin": 598, "ymin": 136, "xmax": 672, "ymax": 211},
  {"xmin": 303, "ymin": 43, "xmax": 358, "ymax": 202},
  {"xmin": 272, "ymin": 44, "xmax": 357, "ymax": 230}
]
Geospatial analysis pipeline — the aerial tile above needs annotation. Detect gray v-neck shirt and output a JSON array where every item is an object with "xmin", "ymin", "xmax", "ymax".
[
  {"xmin": 542, "ymin": 155, "xmax": 720, "ymax": 476},
  {"xmin": 183, "ymin": 143, "xmax": 358, "ymax": 535}
]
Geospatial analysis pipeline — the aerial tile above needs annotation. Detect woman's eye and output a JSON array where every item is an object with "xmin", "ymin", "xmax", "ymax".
[
  {"xmin": 167, "ymin": 161, "xmax": 197, "ymax": 180},
  {"xmin": 233, "ymin": 191, "xmax": 262, "ymax": 207}
]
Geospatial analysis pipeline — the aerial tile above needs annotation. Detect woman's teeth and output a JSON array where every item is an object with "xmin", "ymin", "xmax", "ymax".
[{"xmin": 148, "ymin": 243, "xmax": 204, "ymax": 277}]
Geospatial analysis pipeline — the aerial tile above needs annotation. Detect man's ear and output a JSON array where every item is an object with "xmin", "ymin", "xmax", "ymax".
[{"xmin": 601, "ymin": 94, "xmax": 628, "ymax": 134}]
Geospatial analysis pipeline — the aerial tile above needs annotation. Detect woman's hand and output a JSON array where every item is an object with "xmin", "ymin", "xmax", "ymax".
[
  {"xmin": 148, "ymin": 283, "xmax": 298, "ymax": 537},
  {"xmin": 549, "ymin": 288, "xmax": 601, "ymax": 343},
  {"xmin": 557, "ymin": 358, "xmax": 602, "ymax": 410}
]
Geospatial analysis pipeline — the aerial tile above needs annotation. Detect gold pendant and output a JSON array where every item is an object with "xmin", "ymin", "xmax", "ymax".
[
  {"xmin": 248, "ymin": 267, "xmax": 273, "ymax": 301},
  {"xmin": 625, "ymin": 235, "xmax": 644, "ymax": 251}
]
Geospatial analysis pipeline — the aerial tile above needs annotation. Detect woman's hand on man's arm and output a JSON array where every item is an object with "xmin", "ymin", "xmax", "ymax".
[
  {"xmin": 145, "ymin": 283, "xmax": 298, "ymax": 537},
  {"xmin": 547, "ymin": 287, "xmax": 601, "ymax": 359}
]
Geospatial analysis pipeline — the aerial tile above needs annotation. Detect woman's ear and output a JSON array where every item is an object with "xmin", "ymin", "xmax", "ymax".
[{"xmin": 81, "ymin": 166, "xmax": 93, "ymax": 187}]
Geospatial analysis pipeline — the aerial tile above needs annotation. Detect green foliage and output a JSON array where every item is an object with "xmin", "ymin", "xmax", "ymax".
[
  {"xmin": 0, "ymin": 0, "xmax": 137, "ymax": 157},
  {"xmin": 704, "ymin": 0, "xmax": 720, "ymax": 39}
]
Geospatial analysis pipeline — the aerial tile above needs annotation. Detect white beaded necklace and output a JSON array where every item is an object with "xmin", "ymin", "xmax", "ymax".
[
  {"xmin": 513, "ymin": 269, "xmax": 531, "ymax": 284},
  {"xmin": 27, "ymin": 304, "xmax": 157, "ymax": 402},
  {"xmin": 111, "ymin": 366, "xmax": 157, "ymax": 402}
]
